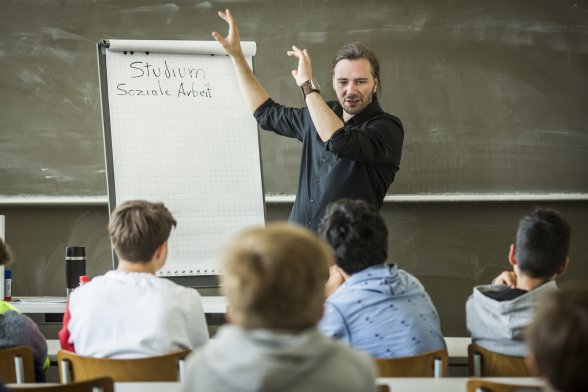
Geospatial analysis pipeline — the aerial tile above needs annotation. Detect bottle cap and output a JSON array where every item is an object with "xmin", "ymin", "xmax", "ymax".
[
  {"xmin": 4, "ymin": 270, "xmax": 11, "ymax": 279},
  {"xmin": 79, "ymin": 275, "xmax": 90, "ymax": 284}
]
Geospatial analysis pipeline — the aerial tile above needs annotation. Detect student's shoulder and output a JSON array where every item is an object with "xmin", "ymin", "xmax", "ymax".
[{"xmin": 158, "ymin": 278, "xmax": 203, "ymax": 302}]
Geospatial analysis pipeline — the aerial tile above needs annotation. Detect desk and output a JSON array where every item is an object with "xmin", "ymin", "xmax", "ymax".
[
  {"xmin": 16, "ymin": 378, "xmax": 536, "ymax": 392},
  {"xmin": 444, "ymin": 337, "xmax": 469, "ymax": 365},
  {"xmin": 11, "ymin": 296, "xmax": 227, "ymax": 314},
  {"xmin": 376, "ymin": 377, "xmax": 544, "ymax": 391}
]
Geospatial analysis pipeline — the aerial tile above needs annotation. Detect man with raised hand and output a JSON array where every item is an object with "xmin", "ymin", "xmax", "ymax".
[{"xmin": 213, "ymin": 9, "xmax": 404, "ymax": 231}]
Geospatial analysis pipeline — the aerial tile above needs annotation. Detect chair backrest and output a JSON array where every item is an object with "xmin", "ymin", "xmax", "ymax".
[
  {"xmin": 467, "ymin": 378, "xmax": 544, "ymax": 392},
  {"xmin": 373, "ymin": 349, "xmax": 448, "ymax": 377},
  {"xmin": 57, "ymin": 349, "xmax": 191, "ymax": 383},
  {"xmin": 468, "ymin": 343, "xmax": 531, "ymax": 377},
  {"xmin": 9, "ymin": 377, "xmax": 115, "ymax": 392},
  {"xmin": 0, "ymin": 345, "xmax": 35, "ymax": 383}
]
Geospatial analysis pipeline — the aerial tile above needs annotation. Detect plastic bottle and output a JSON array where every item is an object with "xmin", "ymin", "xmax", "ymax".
[{"xmin": 4, "ymin": 270, "xmax": 12, "ymax": 301}]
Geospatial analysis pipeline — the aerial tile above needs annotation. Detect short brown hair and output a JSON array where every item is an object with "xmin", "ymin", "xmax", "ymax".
[
  {"xmin": 221, "ymin": 223, "xmax": 332, "ymax": 330},
  {"xmin": 108, "ymin": 200, "xmax": 177, "ymax": 263},
  {"xmin": 527, "ymin": 287, "xmax": 588, "ymax": 392},
  {"xmin": 332, "ymin": 42, "xmax": 381, "ymax": 94},
  {"xmin": 0, "ymin": 238, "xmax": 15, "ymax": 266}
]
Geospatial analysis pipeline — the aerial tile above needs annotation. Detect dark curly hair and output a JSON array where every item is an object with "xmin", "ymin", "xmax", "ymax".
[{"xmin": 318, "ymin": 199, "xmax": 387, "ymax": 275}]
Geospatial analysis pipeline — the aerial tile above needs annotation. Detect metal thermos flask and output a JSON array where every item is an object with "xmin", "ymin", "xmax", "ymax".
[{"xmin": 65, "ymin": 246, "xmax": 86, "ymax": 297}]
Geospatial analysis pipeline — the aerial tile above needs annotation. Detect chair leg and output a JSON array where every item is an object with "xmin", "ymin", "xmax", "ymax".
[
  {"xmin": 473, "ymin": 353, "xmax": 482, "ymax": 377},
  {"xmin": 179, "ymin": 358, "xmax": 186, "ymax": 382},
  {"xmin": 14, "ymin": 355, "xmax": 24, "ymax": 384},
  {"xmin": 433, "ymin": 358, "xmax": 442, "ymax": 378},
  {"xmin": 60, "ymin": 359, "xmax": 72, "ymax": 384}
]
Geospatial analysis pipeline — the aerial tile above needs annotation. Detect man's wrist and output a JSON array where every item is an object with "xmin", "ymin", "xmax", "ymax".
[{"xmin": 300, "ymin": 78, "xmax": 320, "ymax": 99}]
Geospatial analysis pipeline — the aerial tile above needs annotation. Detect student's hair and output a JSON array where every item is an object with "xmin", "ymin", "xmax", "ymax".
[
  {"xmin": 318, "ymin": 199, "xmax": 387, "ymax": 275},
  {"xmin": 108, "ymin": 200, "xmax": 177, "ymax": 263},
  {"xmin": 221, "ymin": 223, "xmax": 331, "ymax": 330},
  {"xmin": 0, "ymin": 238, "xmax": 15, "ymax": 266},
  {"xmin": 515, "ymin": 207, "xmax": 570, "ymax": 278},
  {"xmin": 526, "ymin": 287, "xmax": 588, "ymax": 392}
]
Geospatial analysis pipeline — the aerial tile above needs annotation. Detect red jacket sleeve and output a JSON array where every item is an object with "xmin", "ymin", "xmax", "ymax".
[{"xmin": 58, "ymin": 301, "xmax": 75, "ymax": 352}]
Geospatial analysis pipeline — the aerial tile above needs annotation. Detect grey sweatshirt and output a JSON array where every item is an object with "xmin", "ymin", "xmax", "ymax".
[
  {"xmin": 0, "ymin": 309, "xmax": 48, "ymax": 381},
  {"xmin": 181, "ymin": 325, "xmax": 377, "ymax": 392},
  {"xmin": 466, "ymin": 280, "xmax": 558, "ymax": 356}
]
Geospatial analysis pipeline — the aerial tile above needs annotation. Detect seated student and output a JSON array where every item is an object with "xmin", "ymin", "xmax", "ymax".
[
  {"xmin": 526, "ymin": 287, "xmax": 588, "ymax": 392},
  {"xmin": 466, "ymin": 207, "xmax": 570, "ymax": 356},
  {"xmin": 181, "ymin": 223, "xmax": 377, "ymax": 392},
  {"xmin": 317, "ymin": 199, "xmax": 446, "ymax": 358},
  {"xmin": 58, "ymin": 200, "xmax": 208, "ymax": 357},
  {"xmin": 0, "ymin": 239, "xmax": 49, "ymax": 382}
]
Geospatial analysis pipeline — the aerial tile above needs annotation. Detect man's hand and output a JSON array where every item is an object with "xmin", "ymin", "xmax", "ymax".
[
  {"xmin": 492, "ymin": 271, "xmax": 517, "ymax": 288},
  {"xmin": 325, "ymin": 265, "xmax": 345, "ymax": 298},
  {"xmin": 287, "ymin": 45, "xmax": 313, "ymax": 86},
  {"xmin": 212, "ymin": 9, "xmax": 243, "ymax": 58}
]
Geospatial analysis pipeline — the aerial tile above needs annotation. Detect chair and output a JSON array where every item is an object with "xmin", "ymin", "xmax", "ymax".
[
  {"xmin": 468, "ymin": 343, "xmax": 531, "ymax": 377},
  {"xmin": 377, "ymin": 385, "xmax": 390, "ymax": 392},
  {"xmin": 373, "ymin": 348, "xmax": 448, "ymax": 377},
  {"xmin": 57, "ymin": 349, "xmax": 191, "ymax": 383},
  {"xmin": 8, "ymin": 377, "xmax": 114, "ymax": 392},
  {"xmin": 0, "ymin": 346, "xmax": 35, "ymax": 383},
  {"xmin": 467, "ymin": 378, "xmax": 544, "ymax": 392}
]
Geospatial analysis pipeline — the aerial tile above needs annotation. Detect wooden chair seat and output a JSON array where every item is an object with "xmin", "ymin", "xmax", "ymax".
[
  {"xmin": 373, "ymin": 348, "xmax": 448, "ymax": 377},
  {"xmin": 57, "ymin": 349, "xmax": 191, "ymax": 383},
  {"xmin": 468, "ymin": 343, "xmax": 530, "ymax": 377},
  {"xmin": 467, "ymin": 378, "xmax": 544, "ymax": 392},
  {"xmin": 0, "ymin": 346, "xmax": 35, "ymax": 383}
]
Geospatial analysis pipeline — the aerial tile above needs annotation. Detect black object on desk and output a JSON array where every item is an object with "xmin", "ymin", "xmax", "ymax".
[{"xmin": 65, "ymin": 246, "xmax": 86, "ymax": 297}]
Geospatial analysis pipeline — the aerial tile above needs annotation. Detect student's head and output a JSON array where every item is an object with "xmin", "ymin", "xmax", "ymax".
[
  {"xmin": 332, "ymin": 43, "xmax": 380, "ymax": 116},
  {"xmin": 108, "ymin": 200, "xmax": 177, "ymax": 263},
  {"xmin": 513, "ymin": 207, "xmax": 570, "ymax": 279},
  {"xmin": 221, "ymin": 223, "xmax": 331, "ymax": 330},
  {"xmin": 526, "ymin": 287, "xmax": 588, "ymax": 392},
  {"xmin": 0, "ymin": 238, "xmax": 14, "ymax": 267},
  {"xmin": 318, "ymin": 199, "xmax": 387, "ymax": 275}
]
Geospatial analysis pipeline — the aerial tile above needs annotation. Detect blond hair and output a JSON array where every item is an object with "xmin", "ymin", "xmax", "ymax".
[
  {"xmin": 221, "ymin": 223, "xmax": 332, "ymax": 330},
  {"xmin": 108, "ymin": 200, "xmax": 177, "ymax": 263}
]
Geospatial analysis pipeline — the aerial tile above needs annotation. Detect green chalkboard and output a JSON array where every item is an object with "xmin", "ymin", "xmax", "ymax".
[{"xmin": 1, "ymin": 0, "xmax": 587, "ymax": 197}]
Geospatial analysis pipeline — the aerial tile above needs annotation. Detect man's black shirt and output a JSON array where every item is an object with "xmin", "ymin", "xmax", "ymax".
[{"xmin": 254, "ymin": 97, "xmax": 404, "ymax": 231}]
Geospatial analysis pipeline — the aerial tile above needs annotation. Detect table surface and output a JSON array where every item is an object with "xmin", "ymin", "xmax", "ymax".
[
  {"xmin": 11, "ymin": 379, "xmax": 544, "ymax": 392},
  {"xmin": 57, "ymin": 378, "xmax": 540, "ymax": 392},
  {"xmin": 11, "ymin": 296, "xmax": 227, "ymax": 314}
]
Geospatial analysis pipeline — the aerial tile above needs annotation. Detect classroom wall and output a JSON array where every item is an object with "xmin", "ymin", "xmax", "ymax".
[
  {"xmin": 1, "ymin": 0, "xmax": 588, "ymax": 337},
  {"xmin": 3, "ymin": 201, "xmax": 588, "ymax": 337}
]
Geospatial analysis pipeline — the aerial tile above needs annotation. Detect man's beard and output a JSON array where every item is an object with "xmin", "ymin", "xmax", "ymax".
[{"xmin": 341, "ymin": 92, "xmax": 374, "ymax": 116}]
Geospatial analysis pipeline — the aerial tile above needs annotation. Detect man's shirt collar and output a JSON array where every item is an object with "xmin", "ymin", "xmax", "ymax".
[{"xmin": 331, "ymin": 98, "xmax": 384, "ymax": 125}]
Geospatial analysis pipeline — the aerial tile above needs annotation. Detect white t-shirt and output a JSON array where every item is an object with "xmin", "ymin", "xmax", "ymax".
[{"xmin": 67, "ymin": 270, "xmax": 208, "ymax": 358}]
